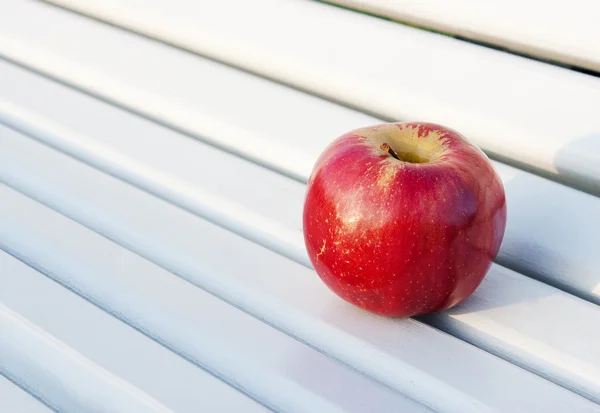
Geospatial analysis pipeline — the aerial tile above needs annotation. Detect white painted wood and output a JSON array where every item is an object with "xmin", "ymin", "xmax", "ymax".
[
  {"xmin": 1, "ymin": 58, "xmax": 599, "ymax": 308},
  {"xmin": 0, "ymin": 377, "xmax": 54, "ymax": 413},
  {"xmin": 0, "ymin": 186, "xmax": 429, "ymax": 413},
  {"xmin": 325, "ymin": 0, "xmax": 600, "ymax": 72},
  {"xmin": 0, "ymin": 0, "xmax": 374, "ymax": 183},
  {"xmin": 6, "ymin": 0, "xmax": 598, "ymax": 195},
  {"xmin": 0, "ymin": 61, "xmax": 308, "ymax": 267},
  {"xmin": 425, "ymin": 266, "xmax": 600, "ymax": 401},
  {"xmin": 0, "ymin": 276, "xmax": 174, "ymax": 413},
  {"xmin": 0, "ymin": 132, "xmax": 597, "ymax": 412},
  {"xmin": 0, "ymin": 252, "xmax": 267, "ymax": 413}
]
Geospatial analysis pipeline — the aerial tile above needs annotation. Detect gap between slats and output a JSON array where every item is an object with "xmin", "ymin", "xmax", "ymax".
[
  {"xmin": 319, "ymin": 0, "xmax": 600, "ymax": 76},
  {"xmin": 1, "ymin": 4, "xmax": 600, "ymax": 402},
  {"xmin": 0, "ymin": 182, "xmax": 431, "ymax": 413},
  {"xmin": 23, "ymin": 0, "xmax": 600, "ymax": 198},
  {"xmin": 0, "ymin": 294, "xmax": 176, "ymax": 413},
  {"xmin": 0, "ymin": 251, "xmax": 272, "ymax": 413},
  {"xmin": 3, "ymin": 58, "xmax": 595, "ymax": 402},
  {"xmin": 2, "ymin": 127, "xmax": 600, "ymax": 409},
  {"xmin": 0, "ymin": 375, "xmax": 57, "ymax": 413},
  {"xmin": 1, "ymin": 57, "xmax": 599, "ymax": 310}
]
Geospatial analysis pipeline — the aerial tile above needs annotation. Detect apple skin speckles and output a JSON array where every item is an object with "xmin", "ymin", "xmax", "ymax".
[
  {"xmin": 302, "ymin": 121, "xmax": 507, "ymax": 318},
  {"xmin": 376, "ymin": 163, "xmax": 399, "ymax": 188}
]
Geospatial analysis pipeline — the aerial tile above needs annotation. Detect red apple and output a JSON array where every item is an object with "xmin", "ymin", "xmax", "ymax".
[{"xmin": 303, "ymin": 122, "xmax": 507, "ymax": 317}]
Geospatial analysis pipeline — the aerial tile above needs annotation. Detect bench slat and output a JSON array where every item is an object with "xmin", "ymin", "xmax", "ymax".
[
  {"xmin": 0, "ymin": 183, "xmax": 430, "ymax": 413},
  {"xmin": 1, "ymin": 128, "xmax": 597, "ymax": 412},
  {"xmin": 0, "ymin": 0, "xmax": 374, "ymax": 183},
  {"xmin": 0, "ymin": 257, "xmax": 174, "ymax": 413},
  {"xmin": 0, "ymin": 377, "xmax": 54, "ymax": 413},
  {"xmin": 2, "ymin": 57, "xmax": 599, "ymax": 309},
  {"xmin": 325, "ymin": 0, "xmax": 600, "ymax": 72},
  {"xmin": 0, "ymin": 252, "xmax": 268, "ymax": 413},
  {"xmin": 10, "ymin": 0, "xmax": 600, "ymax": 195},
  {"xmin": 4, "ymin": 108, "xmax": 600, "ymax": 404},
  {"xmin": 2, "ymin": 1, "xmax": 598, "ymax": 410}
]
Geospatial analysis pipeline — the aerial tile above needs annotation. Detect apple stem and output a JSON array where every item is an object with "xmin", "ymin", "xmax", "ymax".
[{"xmin": 380, "ymin": 142, "xmax": 402, "ymax": 161}]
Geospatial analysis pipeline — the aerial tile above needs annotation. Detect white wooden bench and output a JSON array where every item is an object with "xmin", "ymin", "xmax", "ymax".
[
  {"xmin": 1, "ymin": 1, "xmax": 599, "ymax": 412},
  {"xmin": 324, "ymin": 0, "xmax": 600, "ymax": 72}
]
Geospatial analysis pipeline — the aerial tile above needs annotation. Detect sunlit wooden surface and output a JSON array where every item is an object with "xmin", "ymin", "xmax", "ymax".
[{"xmin": 1, "ymin": 1, "xmax": 600, "ymax": 412}]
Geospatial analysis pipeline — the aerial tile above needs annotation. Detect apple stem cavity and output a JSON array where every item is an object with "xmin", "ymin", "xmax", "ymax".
[{"xmin": 380, "ymin": 142, "xmax": 402, "ymax": 161}]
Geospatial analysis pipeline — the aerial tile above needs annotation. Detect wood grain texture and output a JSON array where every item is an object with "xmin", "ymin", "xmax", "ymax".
[
  {"xmin": 1, "ymin": 58, "xmax": 599, "ymax": 308},
  {"xmin": 8, "ymin": 0, "xmax": 600, "ymax": 195},
  {"xmin": 0, "ymin": 253, "xmax": 267, "ymax": 413},
  {"xmin": 0, "ymin": 377, "xmax": 54, "ymax": 413},
  {"xmin": 325, "ymin": 0, "xmax": 600, "ymax": 72},
  {"xmin": 1, "ymin": 130, "xmax": 597, "ymax": 412}
]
